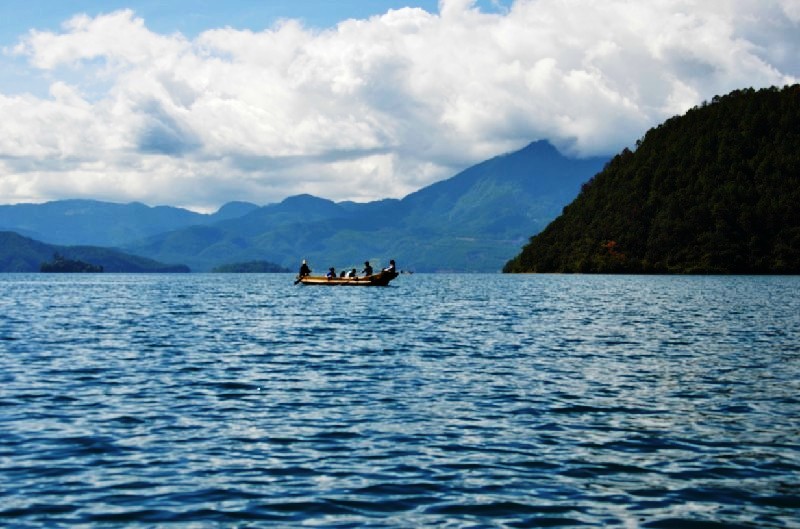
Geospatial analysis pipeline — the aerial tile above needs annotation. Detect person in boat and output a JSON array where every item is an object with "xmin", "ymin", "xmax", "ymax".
[
  {"xmin": 327, "ymin": 267, "xmax": 336, "ymax": 279},
  {"xmin": 348, "ymin": 268, "xmax": 357, "ymax": 278},
  {"xmin": 339, "ymin": 270, "xmax": 346, "ymax": 278},
  {"xmin": 362, "ymin": 261, "xmax": 373, "ymax": 277},
  {"xmin": 383, "ymin": 259, "xmax": 396, "ymax": 273},
  {"xmin": 298, "ymin": 259, "xmax": 311, "ymax": 278}
]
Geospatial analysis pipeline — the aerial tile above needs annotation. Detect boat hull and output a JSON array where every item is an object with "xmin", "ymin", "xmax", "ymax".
[{"xmin": 297, "ymin": 270, "xmax": 398, "ymax": 286}]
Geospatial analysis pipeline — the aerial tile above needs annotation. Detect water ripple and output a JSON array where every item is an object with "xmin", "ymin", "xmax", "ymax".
[{"xmin": 1, "ymin": 273, "xmax": 799, "ymax": 527}]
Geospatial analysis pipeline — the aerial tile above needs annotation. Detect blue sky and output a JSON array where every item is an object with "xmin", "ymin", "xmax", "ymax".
[
  {"xmin": 0, "ymin": 1, "xmax": 508, "ymax": 41},
  {"xmin": 0, "ymin": 0, "xmax": 446, "ymax": 96},
  {"xmin": 0, "ymin": 1, "xmax": 436, "ymax": 39},
  {"xmin": 0, "ymin": 0, "xmax": 797, "ymax": 210}
]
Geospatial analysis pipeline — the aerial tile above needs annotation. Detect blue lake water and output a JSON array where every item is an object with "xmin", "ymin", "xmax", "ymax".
[{"xmin": 1, "ymin": 273, "xmax": 799, "ymax": 528}]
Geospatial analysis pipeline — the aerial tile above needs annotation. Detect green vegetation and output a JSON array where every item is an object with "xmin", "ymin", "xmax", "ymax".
[
  {"xmin": 504, "ymin": 85, "xmax": 800, "ymax": 274},
  {"xmin": 41, "ymin": 253, "xmax": 103, "ymax": 273},
  {"xmin": 211, "ymin": 260, "xmax": 289, "ymax": 273}
]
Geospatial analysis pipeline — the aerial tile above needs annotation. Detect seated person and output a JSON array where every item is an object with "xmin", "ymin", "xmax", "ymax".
[
  {"xmin": 362, "ymin": 261, "xmax": 373, "ymax": 276},
  {"xmin": 326, "ymin": 267, "xmax": 336, "ymax": 279},
  {"xmin": 298, "ymin": 259, "xmax": 311, "ymax": 277},
  {"xmin": 348, "ymin": 268, "xmax": 357, "ymax": 278},
  {"xmin": 383, "ymin": 259, "xmax": 396, "ymax": 273}
]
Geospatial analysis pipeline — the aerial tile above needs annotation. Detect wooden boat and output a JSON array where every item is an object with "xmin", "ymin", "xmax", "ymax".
[{"xmin": 296, "ymin": 270, "xmax": 399, "ymax": 286}]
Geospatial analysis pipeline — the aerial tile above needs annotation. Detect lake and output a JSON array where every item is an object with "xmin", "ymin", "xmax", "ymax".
[{"xmin": 1, "ymin": 273, "xmax": 799, "ymax": 527}]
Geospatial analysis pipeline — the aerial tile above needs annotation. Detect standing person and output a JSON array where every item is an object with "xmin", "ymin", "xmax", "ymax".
[
  {"xmin": 298, "ymin": 259, "xmax": 311, "ymax": 277},
  {"xmin": 361, "ymin": 261, "xmax": 373, "ymax": 277}
]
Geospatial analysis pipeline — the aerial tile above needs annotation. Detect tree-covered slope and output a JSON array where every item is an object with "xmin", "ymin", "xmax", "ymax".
[
  {"xmin": 504, "ymin": 85, "xmax": 800, "ymax": 274},
  {"xmin": 211, "ymin": 261, "xmax": 289, "ymax": 273}
]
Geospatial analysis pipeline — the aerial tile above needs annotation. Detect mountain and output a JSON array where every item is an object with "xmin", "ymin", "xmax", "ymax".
[
  {"xmin": 126, "ymin": 141, "xmax": 608, "ymax": 272},
  {"xmin": 0, "ymin": 199, "xmax": 258, "ymax": 247},
  {"xmin": 212, "ymin": 201, "xmax": 261, "ymax": 221},
  {"xmin": 0, "ymin": 141, "xmax": 607, "ymax": 272},
  {"xmin": 0, "ymin": 231, "xmax": 189, "ymax": 273},
  {"xmin": 504, "ymin": 85, "xmax": 800, "ymax": 274}
]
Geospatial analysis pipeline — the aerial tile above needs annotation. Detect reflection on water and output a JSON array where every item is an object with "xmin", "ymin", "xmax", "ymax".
[{"xmin": 1, "ymin": 273, "xmax": 799, "ymax": 527}]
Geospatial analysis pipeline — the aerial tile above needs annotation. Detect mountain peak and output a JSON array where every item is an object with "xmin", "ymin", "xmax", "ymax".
[
  {"xmin": 281, "ymin": 194, "xmax": 335, "ymax": 206},
  {"xmin": 483, "ymin": 140, "xmax": 559, "ymax": 160},
  {"xmin": 213, "ymin": 201, "xmax": 259, "ymax": 220},
  {"xmin": 521, "ymin": 140, "xmax": 560, "ymax": 155}
]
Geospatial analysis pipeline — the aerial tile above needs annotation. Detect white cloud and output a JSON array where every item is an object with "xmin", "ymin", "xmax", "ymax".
[
  {"xmin": 1, "ymin": 0, "xmax": 798, "ymax": 210},
  {"xmin": 13, "ymin": 9, "xmax": 187, "ymax": 69}
]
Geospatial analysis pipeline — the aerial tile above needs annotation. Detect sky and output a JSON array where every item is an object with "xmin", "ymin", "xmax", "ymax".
[{"xmin": 0, "ymin": 0, "xmax": 798, "ymax": 211}]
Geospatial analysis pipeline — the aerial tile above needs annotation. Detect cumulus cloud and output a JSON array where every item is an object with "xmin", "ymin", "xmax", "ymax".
[{"xmin": 1, "ymin": 0, "xmax": 798, "ymax": 210}]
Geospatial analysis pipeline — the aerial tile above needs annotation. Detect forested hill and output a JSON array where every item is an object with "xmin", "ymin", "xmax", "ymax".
[{"xmin": 504, "ymin": 85, "xmax": 800, "ymax": 274}]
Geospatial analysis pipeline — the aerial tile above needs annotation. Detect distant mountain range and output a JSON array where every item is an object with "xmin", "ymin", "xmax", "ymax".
[
  {"xmin": 505, "ymin": 85, "xmax": 800, "ymax": 274},
  {"xmin": 0, "ymin": 141, "xmax": 608, "ymax": 272},
  {"xmin": 0, "ymin": 199, "xmax": 259, "ymax": 247},
  {"xmin": 0, "ymin": 231, "xmax": 189, "ymax": 273}
]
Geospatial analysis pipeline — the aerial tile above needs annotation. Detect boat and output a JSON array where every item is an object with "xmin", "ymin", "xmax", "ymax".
[{"xmin": 295, "ymin": 269, "xmax": 399, "ymax": 286}]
